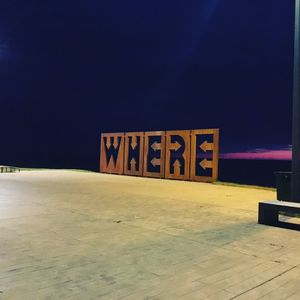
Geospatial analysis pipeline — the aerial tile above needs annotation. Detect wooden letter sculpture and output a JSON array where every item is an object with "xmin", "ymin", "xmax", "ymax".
[
  {"xmin": 124, "ymin": 132, "xmax": 144, "ymax": 176},
  {"xmin": 100, "ymin": 129, "xmax": 219, "ymax": 182},
  {"xmin": 143, "ymin": 131, "xmax": 166, "ymax": 178},
  {"xmin": 190, "ymin": 129, "xmax": 219, "ymax": 182},
  {"xmin": 165, "ymin": 130, "xmax": 191, "ymax": 180},
  {"xmin": 100, "ymin": 133, "xmax": 125, "ymax": 174}
]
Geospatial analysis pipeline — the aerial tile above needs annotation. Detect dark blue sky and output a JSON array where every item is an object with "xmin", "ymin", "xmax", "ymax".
[{"xmin": 0, "ymin": 0, "xmax": 295, "ymax": 170}]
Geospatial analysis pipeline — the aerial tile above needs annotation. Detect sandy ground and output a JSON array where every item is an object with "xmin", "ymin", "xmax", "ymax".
[{"xmin": 0, "ymin": 170, "xmax": 300, "ymax": 299}]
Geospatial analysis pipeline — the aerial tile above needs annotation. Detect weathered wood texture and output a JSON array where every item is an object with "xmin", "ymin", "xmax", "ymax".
[
  {"xmin": 100, "ymin": 133, "xmax": 125, "ymax": 174},
  {"xmin": 190, "ymin": 129, "xmax": 219, "ymax": 182},
  {"xmin": 165, "ymin": 130, "xmax": 191, "ymax": 180},
  {"xmin": 100, "ymin": 129, "xmax": 219, "ymax": 182},
  {"xmin": 124, "ymin": 132, "xmax": 144, "ymax": 176},
  {"xmin": 143, "ymin": 131, "xmax": 166, "ymax": 178}
]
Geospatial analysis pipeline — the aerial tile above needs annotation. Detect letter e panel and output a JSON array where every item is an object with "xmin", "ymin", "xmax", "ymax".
[
  {"xmin": 190, "ymin": 129, "xmax": 219, "ymax": 182},
  {"xmin": 124, "ymin": 132, "xmax": 144, "ymax": 176},
  {"xmin": 100, "ymin": 133, "xmax": 125, "ymax": 174},
  {"xmin": 165, "ymin": 130, "xmax": 191, "ymax": 180},
  {"xmin": 143, "ymin": 131, "xmax": 166, "ymax": 178}
]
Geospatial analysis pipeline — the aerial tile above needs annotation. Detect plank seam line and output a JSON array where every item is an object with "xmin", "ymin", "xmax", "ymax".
[{"xmin": 227, "ymin": 264, "xmax": 299, "ymax": 300}]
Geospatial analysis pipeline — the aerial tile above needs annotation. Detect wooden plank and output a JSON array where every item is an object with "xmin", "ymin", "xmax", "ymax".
[
  {"xmin": 100, "ymin": 132, "xmax": 125, "ymax": 174},
  {"xmin": 143, "ymin": 131, "xmax": 166, "ymax": 178},
  {"xmin": 165, "ymin": 130, "xmax": 191, "ymax": 180},
  {"xmin": 124, "ymin": 132, "xmax": 144, "ymax": 176},
  {"xmin": 190, "ymin": 129, "xmax": 219, "ymax": 182}
]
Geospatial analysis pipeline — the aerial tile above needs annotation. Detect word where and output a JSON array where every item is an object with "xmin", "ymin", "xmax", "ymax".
[{"xmin": 100, "ymin": 129, "xmax": 219, "ymax": 182}]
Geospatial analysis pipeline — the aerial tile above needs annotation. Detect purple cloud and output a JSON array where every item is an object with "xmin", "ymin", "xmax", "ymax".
[{"xmin": 220, "ymin": 146, "xmax": 292, "ymax": 160}]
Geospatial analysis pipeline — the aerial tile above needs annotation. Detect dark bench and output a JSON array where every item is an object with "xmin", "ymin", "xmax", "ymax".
[
  {"xmin": 0, "ymin": 166, "xmax": 20, "ymax": 173},
  {"xmin": 259, "ymin": 201, "xmax": 300, "ymax": 231}
]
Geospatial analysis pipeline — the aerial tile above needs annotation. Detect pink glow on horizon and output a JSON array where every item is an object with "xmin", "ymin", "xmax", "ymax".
[{"xmin": 220, "ymin": 150, "xmax": 292, "ymax": 160}]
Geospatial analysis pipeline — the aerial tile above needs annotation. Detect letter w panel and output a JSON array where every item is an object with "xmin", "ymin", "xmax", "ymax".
[
  {"xmin": 100, "ymin": 133, "xmax": 125, "ymax": 174},
  {"xmin": 165, "ymin": 130, "xmax": 191, "ymax": 180},
  {"xmin": 124, "ymin": 132, "xmax": 144, "ymax": 176}
]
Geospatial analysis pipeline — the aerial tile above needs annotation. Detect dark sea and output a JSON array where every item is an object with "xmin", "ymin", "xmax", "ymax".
[
  {"xmin": 11, "ymin": 158, "xmax": 291, "ymax": 188},
  {"xmin": 218, "ymin": 159, "xmax": 291, "ymax": 188}
]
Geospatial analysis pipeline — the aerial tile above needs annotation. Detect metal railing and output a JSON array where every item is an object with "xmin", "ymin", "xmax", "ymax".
[{"xmin": 0, "ymin": 166, "xmax": 20, "ymax": 173}]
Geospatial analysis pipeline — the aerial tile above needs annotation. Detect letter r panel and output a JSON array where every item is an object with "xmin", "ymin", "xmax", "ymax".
[
  {"xmin": 190, "ymin": 129, "xmax": 219, "ymax": 182},
  {"xmin": 124, "ymin": 132, "xmax": 144, "ymax": 176},
  {"xmin": 143, "ymin": 131, "xmax": 166, "ymax": 178},
  {"xmin": 165, "ymin": 130, "xmax": 191, "ymax": 180},
  {"xmin": 100, "ymin": 133, "xmax": 125, "ymax": 174}
]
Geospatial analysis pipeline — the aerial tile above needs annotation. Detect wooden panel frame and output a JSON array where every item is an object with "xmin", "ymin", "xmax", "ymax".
[
  {"xmin": 100, "ymin": 132, "xmax": 125, "ymax": 174},
  {"xmin": 190, "ymin": 129, "xmax": 219, "ymax": 182},
  {"xmin": 165, "ymin": 130, "xmax": 191, "ymax": 180},
  {"xmin": 124, "ymin": 132, "xmax": 144, "ymax": 176},
  {"xmin": 143, "ymin": 131, "xmax": 166, "ymax": 178}
]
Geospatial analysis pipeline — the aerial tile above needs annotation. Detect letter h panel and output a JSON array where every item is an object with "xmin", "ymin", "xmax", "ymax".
[
  {"xmin": 124, "ymin": 132, "xmax": 144, "ymax": 176},
  {"xmin": 165, "ymin": 130, "xmax": 191, "ymax": 180}
]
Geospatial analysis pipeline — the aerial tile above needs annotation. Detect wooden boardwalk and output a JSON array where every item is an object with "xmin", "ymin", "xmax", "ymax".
[{"xmin": 0, "ymin": 170, "xmax": 300, "ymax": 299}]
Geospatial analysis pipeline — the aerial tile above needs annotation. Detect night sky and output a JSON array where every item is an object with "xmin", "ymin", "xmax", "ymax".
[{"xmin": 0, "ymin": 0, "xmax": 295, "ymax": 170}]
